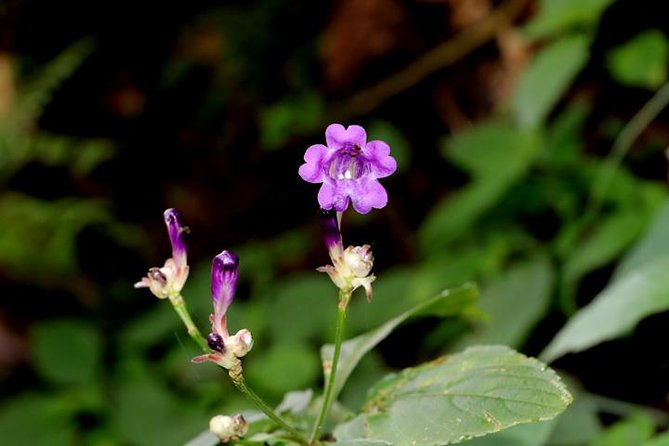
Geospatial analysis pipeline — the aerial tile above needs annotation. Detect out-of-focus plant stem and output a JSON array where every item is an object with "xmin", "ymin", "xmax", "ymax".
[{"xmin": 587, "ymin": 80, "xmax": 669, "ymax": 218}]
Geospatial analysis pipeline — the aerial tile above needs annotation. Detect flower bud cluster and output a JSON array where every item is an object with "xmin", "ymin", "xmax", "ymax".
[{"xmin": 317, "ymin": 210, "xmax": 375, "ymax": 301}]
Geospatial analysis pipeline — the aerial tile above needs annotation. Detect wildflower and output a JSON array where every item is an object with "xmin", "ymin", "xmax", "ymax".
[
  {"xmin": 135, "ymin": 208, "xmax": 190, "ymax": 299},
  {"xmin": 192, "ymin": 250, "xmax": 253, "ymax": 369},
  {"xmin": 209, "ymin": 414, "xmax": 248, "ymax": 443},
  {"xmin": 298, "ymin": 123, "xmax": 397, "ymax": 214},
  {"xmin": 317, "ymin": 209, "xmax": 375, "ymax": 301}
]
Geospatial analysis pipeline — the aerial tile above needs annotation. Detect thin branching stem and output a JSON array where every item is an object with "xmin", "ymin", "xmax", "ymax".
[{"xmin": 233, "ymin": 375, "xmax": 310, "ymax": 445}]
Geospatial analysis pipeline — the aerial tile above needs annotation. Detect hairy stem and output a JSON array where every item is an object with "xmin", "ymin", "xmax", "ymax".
[
  {"xmin": 169, "ymin": 293, "xmax": 210, "ymax": 353},
  {"xmin": 232, "ymin": 372, "xmax": 309, "ymax": 445},
  {"xmin": 310, "ymin": 290, "xmax": 350, "ymax": 445}
]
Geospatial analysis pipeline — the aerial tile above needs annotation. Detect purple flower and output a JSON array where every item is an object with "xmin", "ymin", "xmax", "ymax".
[
  {"xmin": 298, "ymin": 123, "xmax": 397, "ymax": 214},
  {"xmin": 193, "ymin": 250, "xmax": 253, "ymax": 369},
  {"xmin": 135, "ymin": 208, "xmax": 190, "ymax": 299}
]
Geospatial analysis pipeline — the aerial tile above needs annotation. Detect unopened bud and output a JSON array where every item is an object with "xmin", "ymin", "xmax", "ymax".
[
  {"xmin": 209, "ymin": 414, "xmax": 248, "ymax": 443},
  {"xmin": 344, "ymin": 245, "xmax": 374, "ymax": 278}
]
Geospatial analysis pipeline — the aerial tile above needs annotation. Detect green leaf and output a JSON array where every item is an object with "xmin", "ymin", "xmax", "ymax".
[
  {"xmin": 0, "ymin": 394, "xmax": 75, "ymax": 446},
  {"xmin": 31, "ymin": 319, "xmax": 102, "ymax": 385},
  {"xmin": 247, "ymin": 342, "xmax": 320, "ymax": 398},
  {"xmin": 590, "ymin": 416, "xmax": 655, "ymax": 446},
  {"xmin": 512, "ymin": 35, "xmax": 590, "ymax": 130},
  {"xmin": 524, "ymin": 0, "xmax": 614, "ymax": 40},
  {"xmin": 607, "ymin": 30, "xmax": 668, "ymax": 89},
  {"xmin": 547, "ymin": 391, "xmax": 602, "ymax": 444},
  {"xmin": 562, "ymin": 211, "xmax": 648, "ymax": 291},
  {"xmin": 13, "ymin": 39, "xmax": 94, "ymax": 126},
  {"xmin": 321, "ymin": 283, "xmax": 479, "ymax": 400},
  {"xmin": 642, "ymin": 432, "xmax": 669, "ymax": 446},
  {"xmin": 267, "ymin": 274, "xmax": 337, "ymax": 343},
  {"xmin": 112, "ymin": 373, "xmax": 204, "ymax": 446},
  {"xmin": 260, "ymin": 92, "xmax": 324, "ymax": 150},
  {"xmin": 614, "ymin": 200, "xmax": 669, "ymax": 279},
  {"xmin": 184, "ymin": 430, "xmax": 219, "ymax": 446},
  {"xmin": 541, "ymin": 256, "xmax": 669, "ymax": 362},
  {"xmin": 459, "ymin": 419, "xmax": 556, "ymax": 446},
  {"xmin": 420, "ymin": 121, "xmax": 540, "ymax": 253},
  {"xmin": 334, "ymin": 346, "xmax": 572, "ymax": 445},
  {"xmin": 455, "ymin": 257, "xmax": 554, "ymax": 349}
]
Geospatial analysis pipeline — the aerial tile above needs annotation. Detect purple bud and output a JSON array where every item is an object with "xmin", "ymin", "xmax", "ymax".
[
  {"xmin": 211, "ymin": 250, "xmax": 239, "ymax": 337},
  {"xmin": 163, "ymin": 208, "xmax": 187, "ymax": 269},
  {"xmin": 319, "ymin": 209, "xmax": 343, "ymax": 260}
]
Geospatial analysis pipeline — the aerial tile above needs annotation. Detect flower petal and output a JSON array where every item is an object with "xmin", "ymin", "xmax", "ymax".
[
  {"xmin": 298, "ymin": 144, "xmax": 328, "ymax": 183},
  {"xmin": 317, "ymin": 181, "xmax": 351, "ymax": 211},
  {"xmin": 325, "ymin": 123, "xmax": 366, "ymax": 148},
  {"xmin": 319, "ymin": 208, "xmax": 344, "ymax": 260},
  {"xmin": 163, "ymin": 208, "xmax": 188, "ymax": 269},
  {"xmin": 351, "ymin": 179, "xmax": 388, "ymax": 214},
  {"xmin": 211, "ymin": 251, "xmax": 239, "ymax": 336},
  {"xmin": 365, "ymin": 140, "xmax": 397, "ymax": 179}
]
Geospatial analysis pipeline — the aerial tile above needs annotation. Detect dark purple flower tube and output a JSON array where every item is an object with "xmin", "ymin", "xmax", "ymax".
[
  {"xmin": 319, "ymin": 208, "xmax": 343, "ymax": 255},
  {"xmin": 298, "ymin": 123, "xmax": 397, "ymax": 214},
  {"xmin": 211, "ymin": 250, "xmax": 239, "ymax": 337},
  {"xmin": 163, "ymin": 208, "xmax": 187, "ymax": 269}
]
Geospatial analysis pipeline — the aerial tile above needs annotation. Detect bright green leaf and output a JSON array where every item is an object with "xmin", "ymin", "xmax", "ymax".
[
  {"xmin": 31, "ymin": 319, "xmax": 102, "ymax": 385},
  {"xmin": 541, "ymin": 256, "xmax": 669, "ymax": 363},
  {"xmin": 642, "ymin": 432, "xmax": 669, "ymax": 446},
  {"xmin": 322, "ymin": 283, "xmax": 479, "ymax": 400},
  {"xmin": 512, "ymin": 35, "xmax": 590, "ymax": 130},
  {"xmin": 335, "ymin": 346, "xmax": 572, "ymax": 445},
  {"xmin": 524, "ymin": 0, "xmax": 614, "ymax": 40},
  {"xmin": 607, "ymin": 30, "xmax": 668, "ymax": 89},
  {"xmin": 590, "ymin": 415, "xmax": 655, "ymax": 446}
]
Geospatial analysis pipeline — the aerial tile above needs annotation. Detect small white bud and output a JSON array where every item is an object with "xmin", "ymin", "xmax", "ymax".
[{"xmin": 209, "ymin": 414, "xmax": 248, "ymax": 442}]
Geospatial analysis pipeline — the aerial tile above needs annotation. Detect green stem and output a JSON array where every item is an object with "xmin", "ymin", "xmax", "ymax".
[
  {"xmin": 310, "ymin": 290, "xmax": 350, "ymax": 445},
  {"xmin": 233, "ymin": 374, "xmax": 309, "ymax": 445},
  {"xmin": 169, "ymin": 293, "xmax": 210, "ymax": 353},
  {"xmin": 586, "ymin": 81, "xmax": 669, "ymax": 220}
]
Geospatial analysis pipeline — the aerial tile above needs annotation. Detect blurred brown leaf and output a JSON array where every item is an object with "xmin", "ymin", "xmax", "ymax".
[
  {"xmin": 321, "ymin": 0, "xmax": 408, "ymax": 89},
  {"xmin": 446, "ymin": 0, "xmax": 492, "ymax": 29}
]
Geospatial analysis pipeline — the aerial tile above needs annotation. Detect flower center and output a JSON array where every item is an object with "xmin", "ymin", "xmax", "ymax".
[{"xmin": 328, "ymin": 145, "xmax": 368, "ymax": 180}]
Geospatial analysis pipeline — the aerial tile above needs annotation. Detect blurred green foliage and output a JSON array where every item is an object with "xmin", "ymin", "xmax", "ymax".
[{"xmin": 2, "ymin": 0, "xmax": 669, "ymax": 444}]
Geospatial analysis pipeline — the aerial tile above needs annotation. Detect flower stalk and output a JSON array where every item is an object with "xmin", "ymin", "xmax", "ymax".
[
  {"xmin": 169, "ymin": 293, "xmax": 210, "ymax": 353},
  {"xmin": 310, "ymin": 289, "xmax": 351, "ymax": 445}
]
